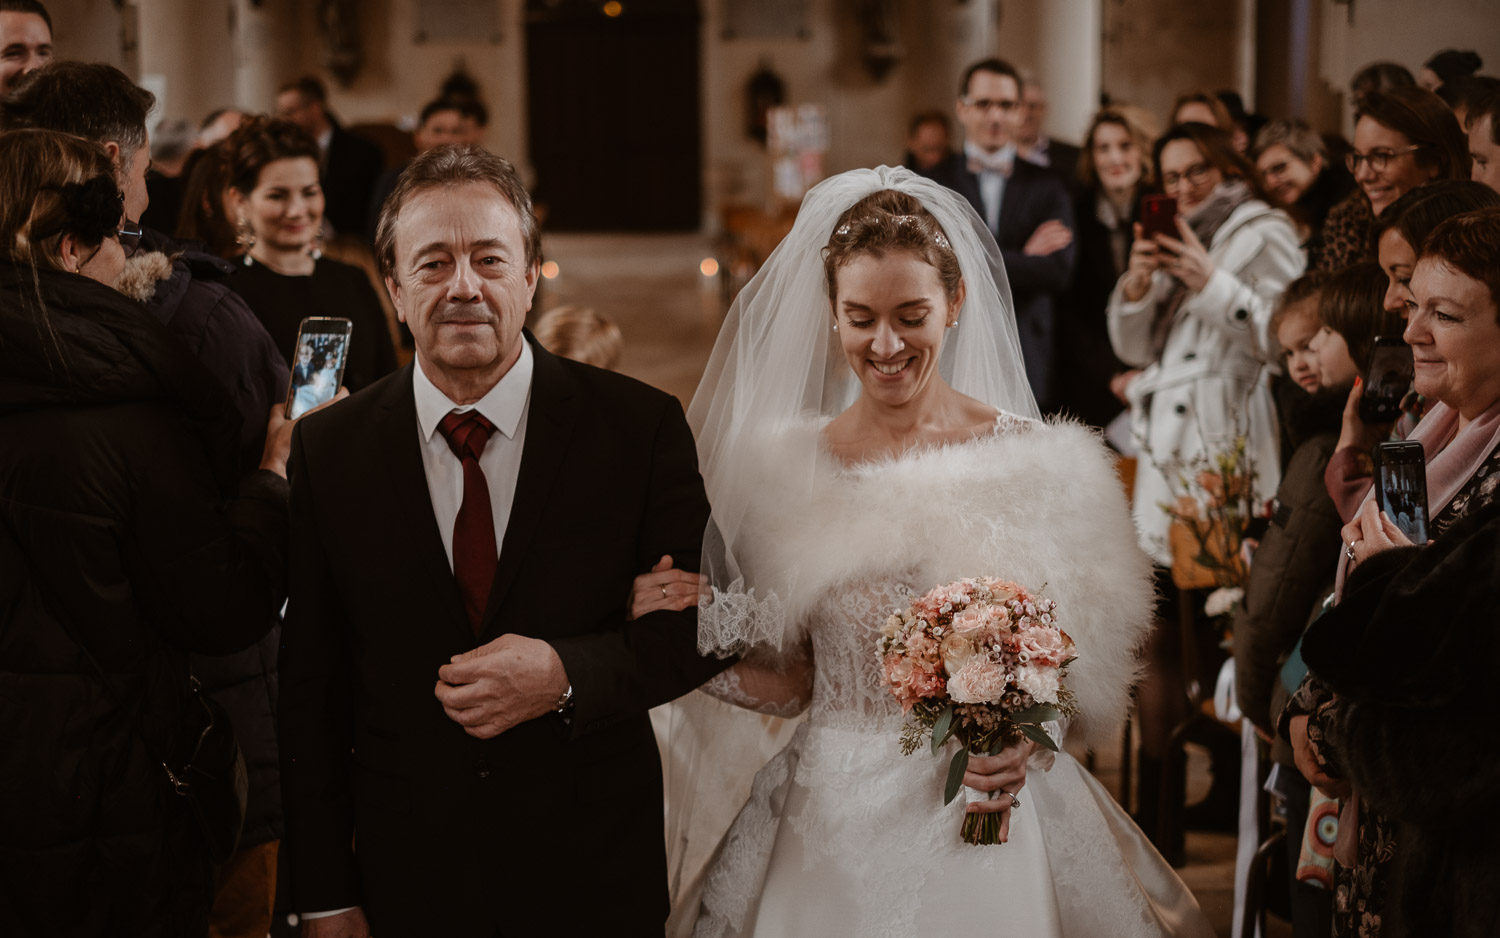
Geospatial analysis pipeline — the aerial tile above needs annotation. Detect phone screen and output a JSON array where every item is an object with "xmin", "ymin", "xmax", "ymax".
[
  {"xmin": 1366, "ymin": 340, "xmax": 1414, "ymax": 402},
  {"xmin": 287, "ymin": 318, "xmax": 353, "ymax": 419},
  {"xmin": 1376, "ymin": 442, "xmax": 1428, "ymax": 544},
  {"xmin": 1139, "ymin": 195, "xmax": 1179, "ymax": 241}
]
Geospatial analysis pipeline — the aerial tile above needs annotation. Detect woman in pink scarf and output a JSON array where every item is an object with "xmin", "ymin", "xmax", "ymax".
[{"xmin": 1282, "ymin": 208, "xmax": 1500, "ymax": 937}]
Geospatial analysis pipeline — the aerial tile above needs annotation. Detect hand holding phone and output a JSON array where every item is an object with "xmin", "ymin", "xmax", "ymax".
[
  {"xmin": 286, "ymin": 317, "xmax": 354, "ymax": 419},
  {"xmin": 1358, "ymin": 336, "xmax": 1414, "ymax": 424},
  {"xmin": 1139, "ymin": 194, "xmax": 1179, "ymax": 242},
  {"xmin": 1374, "ymin": 440, "xmax": 1428, "ymax": 545}
]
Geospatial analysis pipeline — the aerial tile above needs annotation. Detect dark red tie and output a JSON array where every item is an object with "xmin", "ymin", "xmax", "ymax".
[{"xmin": 437, "ymin": 409, "xmax": 498, "ymax": 635}]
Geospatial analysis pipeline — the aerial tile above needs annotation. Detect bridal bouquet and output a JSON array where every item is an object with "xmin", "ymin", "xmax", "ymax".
[{"xmin": 877, "ymin": 577, "xmax": 1077, "ymax": 845}]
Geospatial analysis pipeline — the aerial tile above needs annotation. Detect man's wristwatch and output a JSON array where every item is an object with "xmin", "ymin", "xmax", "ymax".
[{"xmin": 553, "ymin": 684, "xmax": 574, "ymax": 715}]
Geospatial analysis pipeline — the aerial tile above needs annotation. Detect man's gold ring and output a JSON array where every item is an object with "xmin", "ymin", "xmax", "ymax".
[{"xmin": 660, "ymin": 584, "xmax": 669, "ymax": 599}]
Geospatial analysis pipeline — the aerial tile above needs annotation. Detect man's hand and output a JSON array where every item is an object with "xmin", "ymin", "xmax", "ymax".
[
  {"xmin": 1022, "ymin": 219, "xmax": 1073, "ymax": 257},
  {"xmin": 435, "ymin": 634, "xmax": 569, "ymax": 739},
  {"xmin": 303, "ymin": 907, "xmax": 369, "ymax": 938}
]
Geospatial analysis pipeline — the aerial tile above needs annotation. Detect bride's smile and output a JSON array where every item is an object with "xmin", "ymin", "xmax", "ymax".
[{"xmin": 833, "ymin": 251, "xmax": 964, "ymax": 407}]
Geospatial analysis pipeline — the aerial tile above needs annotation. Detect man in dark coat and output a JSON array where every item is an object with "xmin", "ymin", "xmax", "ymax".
[
  {"xmin": 923, "ymin": 58, "xmax": 1076, "ymax": 411},
  {"xmin": 276, "ymin": 75, "xmax": 385, "ymax": 240},
  {"xmin": 279, "ymin": 144, "xmax": 729, "ymax": 937}
]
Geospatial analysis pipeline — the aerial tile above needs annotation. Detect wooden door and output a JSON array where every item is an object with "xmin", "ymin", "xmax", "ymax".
[{"xmin": 526, "ymin": 0, "xmax": 702, "ymax": 231}]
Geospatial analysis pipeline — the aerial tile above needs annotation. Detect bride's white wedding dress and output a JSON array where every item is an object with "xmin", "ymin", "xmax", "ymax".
[{"xmin": 688, "ymin": 418, "xmax": 1214, "ymax": 938}]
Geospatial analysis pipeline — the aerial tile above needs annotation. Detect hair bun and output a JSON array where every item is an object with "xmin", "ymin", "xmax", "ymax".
[{"xmin": 55, "ymin": 175, "xmax": 123, "ymax": 244}]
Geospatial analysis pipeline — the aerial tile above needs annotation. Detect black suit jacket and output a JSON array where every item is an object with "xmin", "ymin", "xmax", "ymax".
[
  {"xmin": 923, "ymin": 152, "xmax": 1075, "ymax": 409},
  {"xmin": 278, "ymin": 335, "xmax": 727, "ymax": 936},
  {"xmin": 321, "ymin": 120, "xmax": 384, "ymax": 239}
]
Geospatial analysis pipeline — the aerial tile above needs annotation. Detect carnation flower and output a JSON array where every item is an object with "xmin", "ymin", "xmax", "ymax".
[
  {"xmin": 1014, "ymin": 663, "xmax": 1061, "ymax": 704},
  {"xmin": 947, "ymin": 656, "xmax": 1010, "ymax": 704}
]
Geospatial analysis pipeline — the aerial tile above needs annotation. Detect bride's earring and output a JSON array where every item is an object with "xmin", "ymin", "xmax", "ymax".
[
  {"xmin": 832, "ymin": 323, "xmax": 839, "ymax": 332},
  {"xmin": 948, "ymin": 320, "xmax": 958, "ymax": 328}
]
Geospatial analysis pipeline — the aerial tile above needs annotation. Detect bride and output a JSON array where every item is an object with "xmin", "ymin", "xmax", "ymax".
[{"xmin": 635, "ymin": 167, "xmax": 1213, "ymax": 937}]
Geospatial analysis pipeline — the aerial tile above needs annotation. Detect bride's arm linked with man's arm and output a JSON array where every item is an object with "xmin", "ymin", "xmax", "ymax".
[{"xmin": 628, "ymin": 560, "xmax": 1034, "ymax": 835}]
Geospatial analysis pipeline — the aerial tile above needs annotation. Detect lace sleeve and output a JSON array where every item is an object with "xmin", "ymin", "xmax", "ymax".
[{"xmin": 698, "ymin": 640, "xmax": 814, "ymax": 719}]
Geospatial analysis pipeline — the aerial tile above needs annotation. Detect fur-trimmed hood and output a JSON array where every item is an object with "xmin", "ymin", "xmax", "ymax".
[{"xmin": 727, "ymin": 416, "xmax": 1153, "ymax": 751}]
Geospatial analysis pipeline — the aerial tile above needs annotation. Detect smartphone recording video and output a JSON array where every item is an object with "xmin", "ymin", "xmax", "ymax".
[
  {"xmin": 1139, "ymin": 194, "xmax": 1179, "ymax": 242},
  {"xmin": 1358, "ymin": 336, "xmax": 1414, "ymax": 424},
  {"xmin": 286, "ymin": 317, "xmax": 353, "ymax": 419},
  {"xmin": 1375, "ymin": 440, "xmax": 1428, "ymax": 545}
]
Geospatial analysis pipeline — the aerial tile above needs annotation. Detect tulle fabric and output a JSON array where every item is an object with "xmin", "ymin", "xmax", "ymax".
[
  {"xmin": 690, "ymin": 577, "xmax": 1213, "ymax": 938},
  {"xmin": 686, "ymin": 166, "xmax": 1039, "ymax": 657}
]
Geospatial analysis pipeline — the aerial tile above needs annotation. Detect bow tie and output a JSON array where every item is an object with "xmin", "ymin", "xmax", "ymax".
[{"xmin": 967, "ymin": 151, "xmax": 1014, "ymax": 177}]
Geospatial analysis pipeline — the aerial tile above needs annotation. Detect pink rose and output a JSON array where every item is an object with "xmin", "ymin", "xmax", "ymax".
[{"xmin": 951, "ymin": 605, "xmax": 989, "ymax": 634}]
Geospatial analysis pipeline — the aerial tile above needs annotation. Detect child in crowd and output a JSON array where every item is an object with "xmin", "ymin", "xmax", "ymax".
[{"xmin": 534, "ymin": 305, "xmax": 624, "ymax": 371}]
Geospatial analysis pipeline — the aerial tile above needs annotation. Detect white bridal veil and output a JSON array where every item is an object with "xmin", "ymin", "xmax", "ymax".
[
  {"xmin": 660, "ymin": 168, "xmax": 1037, "ymax": 931},
  {"xmin": 686, "ymin": 165, "xmax": 1040, "ymax": 656}
]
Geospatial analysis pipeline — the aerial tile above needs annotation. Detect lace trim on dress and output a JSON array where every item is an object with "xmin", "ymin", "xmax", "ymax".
[{"xmin": 698, "ymin": 583, "xmax": 789, "ymax": 658}]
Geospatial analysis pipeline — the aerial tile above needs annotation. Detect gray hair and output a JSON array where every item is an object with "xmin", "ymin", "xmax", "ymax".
[
  {"xmin": 1251, "ymin": 119, "xmax": 1326, "ymax": 165},
  {"xmin": 374, "ymin": 144, "xmax": 540, "ymax": 281}
]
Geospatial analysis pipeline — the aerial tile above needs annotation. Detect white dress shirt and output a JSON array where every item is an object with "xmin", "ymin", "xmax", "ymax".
[
  {"xmin": 414, "ymin": 343, "xmax": 533, "ymax": 569},
  {"xmin": 301, "ymin": 346, "xmax": 533, "ymax": 923},
  {"xmin": 965, "ymin": 141, "xmax": 1016, "ymax": 234}
]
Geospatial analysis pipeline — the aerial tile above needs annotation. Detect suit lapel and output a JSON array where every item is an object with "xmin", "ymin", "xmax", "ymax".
[
  {"xmin": 377, "ymin": 364, "xmax": 472, "ymax": 644},
  {"xmin": 478, "ymin": 335, "xmax": 581, "ymax": 638},
  {"xmin": 997, "ymin": 164, "xmax": 1031, "ymax": 242}
]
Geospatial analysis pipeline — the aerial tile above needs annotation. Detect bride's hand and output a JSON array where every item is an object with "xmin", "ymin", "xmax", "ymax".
[
  {"xmin": 627, "ymin": 555, "xmax": 708, "ymax": 621},
  {"xmin": 962, "ymin": 738, "xmax": 1035, "ymax": 842}
]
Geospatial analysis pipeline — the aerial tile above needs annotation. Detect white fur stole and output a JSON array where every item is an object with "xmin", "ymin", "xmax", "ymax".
[{"xmin": 725, "ymin": 417, "xmax": 1153, "ymax": 752}]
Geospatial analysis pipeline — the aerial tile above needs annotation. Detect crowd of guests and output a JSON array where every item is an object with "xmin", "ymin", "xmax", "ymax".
[
  {"xmin": 904, "ymin": 47, "xmax": 1499, "ymax": 938},
  {"xmin": 3, "ymin": 0, "xmax": 1500, "ymax": 931}
]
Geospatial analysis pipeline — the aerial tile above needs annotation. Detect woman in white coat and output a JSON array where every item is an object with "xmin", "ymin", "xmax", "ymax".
[{"xmin": 1107, "ymin": 121, "xmax": 1304, "ymax": 842}]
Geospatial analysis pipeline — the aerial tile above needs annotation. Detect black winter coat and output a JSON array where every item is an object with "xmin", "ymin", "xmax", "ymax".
[
  {"xmin": 127, "ymin": 235, "xmax": 293, "ymax": 849},
  {"xmin": 138, "ymin": 228, "xmax": 290, "ymax": 473},
  {"xmin": 0, "ymin": 262, "xmax": 289, "ymax": 936},
  {"xmin": 1232, "ymin": 386, "xmax": 1346, "ymax": 750},
  {"xmin": 1303, "ymin": 501, "xmax": 1500, "ymax": 938}
]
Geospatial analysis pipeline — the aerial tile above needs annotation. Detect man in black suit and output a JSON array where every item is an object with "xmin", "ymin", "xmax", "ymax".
[
  {"xmin": 279, "ymin": 145, "xmax": 729, "ymax": 937},
  {"xmin": 923, "ymin": 58, "xmax": 1076, "ymax": 411},
  {"xmin": 276, "ymin": 75, "xmax": 384, "ymax": 239}
]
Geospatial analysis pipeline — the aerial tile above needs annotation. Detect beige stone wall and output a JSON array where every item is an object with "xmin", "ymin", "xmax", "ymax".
[
  {"xmin": 1318, "ymin": 0, "xmax": 1500, "ymax": 135},
  {"xmin": 1101, "ymin": 0, "xmax": 1244, "ymax": 129}
]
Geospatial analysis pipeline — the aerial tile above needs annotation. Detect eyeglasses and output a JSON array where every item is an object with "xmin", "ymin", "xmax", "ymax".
[
  {"xmin": 1345, "ymin": 145, "xmax": 1422, "ymax": 174},
  {"xmin": 1161, "ymin": 162, "xmax": 1214, "ymax": 189},
  {"xmin": 117, "ymin": 221, "xmax": 142, "ymax": 258},
  {"xmin": 962, "ymin": 97, "xmax": 1018, "ymax": 113}
]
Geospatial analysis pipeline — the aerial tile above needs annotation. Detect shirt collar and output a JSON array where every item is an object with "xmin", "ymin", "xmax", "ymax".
[
  {"xmin": 964, "ymin": 141, "xmax": 1016, "ymax": 164},
  {"xmin": 413, "ymin": 341, "xmax": 534, "ymax": 444}
]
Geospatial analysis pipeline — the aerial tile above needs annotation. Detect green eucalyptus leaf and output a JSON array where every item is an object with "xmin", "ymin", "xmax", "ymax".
[
  {"xmin": 1007, "ymin": 704, "xmax": 1063, "ymax": 724},
  {"xmin": 931, "ymin": 704, "xmax": 956, "ymax": 755},
  {"xmin": 1020, "ymin": 722, "xmax": 1060, "ymax": 752},
  {"xmin": 943, "ymin": 748, "xmax": 970, "ymax": 805}
]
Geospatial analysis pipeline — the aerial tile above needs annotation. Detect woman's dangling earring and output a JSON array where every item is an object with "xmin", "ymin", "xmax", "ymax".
[
  {"xmin": 309, "ymin": 225, "xmax": 324, "ymax": 262},
  {"xmin": 236, "ymin": 215, "xmax": 257, "ymax": 259}
]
